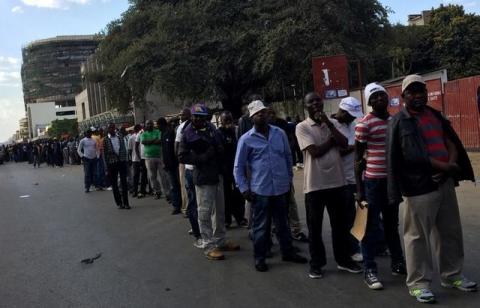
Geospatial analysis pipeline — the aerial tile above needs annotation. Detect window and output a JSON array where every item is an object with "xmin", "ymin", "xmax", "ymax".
[{"xmin": 56, "ymin": 110, "xmax": 76, "ymax": 116}]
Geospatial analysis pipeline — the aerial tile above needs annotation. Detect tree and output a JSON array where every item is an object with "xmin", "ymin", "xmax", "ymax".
[
  {"xmin": 48, "ymin": 119, "xmax": 78, "ymax": 139},
  {"xmin": 98, "ymin": 0, "xmax": 390, "ymax": 117}
]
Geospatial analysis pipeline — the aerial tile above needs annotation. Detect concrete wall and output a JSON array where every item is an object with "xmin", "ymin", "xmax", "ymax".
[{"xmin": 75, "ymin": 89, "xmax": 90, "ymax": 121}]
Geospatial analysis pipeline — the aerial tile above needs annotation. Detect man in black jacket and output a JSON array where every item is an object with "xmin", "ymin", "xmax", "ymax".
[
  {"xmin": 178, "ymin": 104, "xmax": 239, "ymax": 261},
  {"xmin": 387, "ymin": 75, "xmax": 476, "ymax": 303},
  {"xmin": 158, "ymin": 117, "xmax": 182, "ymax": 215}
]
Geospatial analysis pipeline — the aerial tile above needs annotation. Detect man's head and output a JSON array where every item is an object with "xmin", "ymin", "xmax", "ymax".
[
  {"xmin": 120, "ymin": 127, "xmax": 127, "ymax": 136},
  {"xmin": 304, "ymin": 92, "xmax": 323, "ymax": 121},
  {"xmin": 266, "ymin": 108, "xmax": 277, "ymax": 124},
  {"xmin": 85, "ymin": 130, "xmax": 92, "ymax": 138},
  {"xmin": 134, "ymin": 124, "xmax": 142, "ymax": 133},
  {"xmin": 336, "ymin": 97, "xmax": 363, "ymax": 124},
  {"xmin": 145, "ymin": 120, "xmax": 154, "ymax": 131},
  {"xmin": 248, "ymin": 100, "xmax": 268, "ymax": 127},
  {"xmin": 180, "ymin": 108, "xmax": 191, "ymax": 122},
  {"xmin": 220, "ymin": 111, "xmax": 234, "ymax": 128},
  {"xmin": 157, "ymin": 117, "xmax": 168, "ymax": 131},
  {"xmin": 107, "ymin": 123, "xmax": 116, "ymax": 135},
  {"xmin": 401, "ymin": 74, "xmax": 428, "ymax": 112},
  {"xmin": 191, "ymin": 103, "xmax": 209, "ymax": 129},
  {"xmin": 364, "ymin": 83, "xmax": 388, "ymax": 113}
]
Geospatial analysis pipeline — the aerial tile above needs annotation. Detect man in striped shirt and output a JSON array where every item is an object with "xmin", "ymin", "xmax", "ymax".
[{"xmin": 354, "ymin": 83, "xmax": 406, "ymax": 290}]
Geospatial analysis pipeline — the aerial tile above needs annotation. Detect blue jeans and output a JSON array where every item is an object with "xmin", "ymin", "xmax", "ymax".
[
  {"xmin": 251, "ymin": 193, "xmax": 294, "ymax": 262},
  {"xmin": 185, "ymin": 169, "xmax": 200, "ymax": 238},
  {"xmin": 83, "ymin": 157, "xmax": 97, "ymax": 190},
  {"xmin": 362, "ymin": 178, "xmax": 404, "ymax": 270},
  {"xmin": 167, "ymin": 167, "xmax": 181, "ymax": 211},
  {"xmin": 96, "ymin": 155, "xmax": 106, "ymax": 188}
]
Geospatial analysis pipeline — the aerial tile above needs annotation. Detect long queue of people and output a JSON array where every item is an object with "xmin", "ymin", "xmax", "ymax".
[
  {"xmin": 0, "ymin": 138, "xmax": 81, "ymax": 167},
  {"xmin": 76, "ymin": 74, "xmax": 476, "ymax": 304}
]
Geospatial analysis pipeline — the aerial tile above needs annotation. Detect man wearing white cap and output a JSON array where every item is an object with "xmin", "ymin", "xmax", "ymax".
[
  {"xmin": 234, "ymin": 100, "xmax": 307, "ymax": 272},
  {"xmin": 388, "ymin": 74, "xmax": 476, "ymax": 303},
  {"xmin": 330, "ymin": 97, "xmax": 364, "ymax": 263},
  {"xmin": 355, "ymin": 83, "xmax": 406, "ymax": 290}
]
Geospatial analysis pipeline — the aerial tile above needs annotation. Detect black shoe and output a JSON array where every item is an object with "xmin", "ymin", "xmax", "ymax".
[
  {"xmin": 308, "ymin": 267, "xmax": 323, "ymax": 279},
  {"xmin": 117, "ymin": 204, "xmax": 125, "ymax": 209},
  {"xmin": 154, "ymin": 193, "xmax": 161, "ymax": 200},
  {"xmin": 85, "ymin": 189, "xmax": 90, "ymax": 193},
  {"xmin": 255, "ymin": 261, "xmax": 268, "ymax": 272},
  {"xmin": 124, "ymin": 205, "xmax": 131, "ymax": 210},
  {"xmin": 238, "ymin": 219, "xmax": 249, "ymax": 228},
  {"xmin": 364, "ymin": 269, "xmax": 383, "ymax": 290},
  {"xmin": 171, "ymin": 209, "xmax": 181, "ymax": 215},
  {"xmin": 292, "ymin": 232, "xmax": 309, "ymax": 243},
  {"xmin": 282, "ymin": 253, "xmax": 308, "ymax": 264},
  {"xmin": 391, "ymin": 262, "xmax": 407, "ymax": 276},
  {"xmin": 132, "ymin": 193, "xmax": 137, "ymax": 198},
  {"xmin": 337, "ymin": 261, "xmax": 363, "ymax": 274}
]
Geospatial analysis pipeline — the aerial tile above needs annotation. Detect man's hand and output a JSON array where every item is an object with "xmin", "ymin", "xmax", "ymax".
[
  {"xmin": 242, "ymin": 190, "xmax": 256, "ymax": 202},
  {"xmin": 355, "ymin": 191, "xmax": 366, "ymax": 208}
]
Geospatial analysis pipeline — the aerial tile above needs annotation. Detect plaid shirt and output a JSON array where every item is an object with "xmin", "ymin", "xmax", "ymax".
[{"xmin": 103, "ymin": 134, "xmax": 128, "ymax": 165}]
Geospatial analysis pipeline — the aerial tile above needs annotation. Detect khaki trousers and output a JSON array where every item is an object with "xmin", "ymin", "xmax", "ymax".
[
  {"xmin": 179, "ymin": 164, "xmax": 187, "ymax": 212},
  {"xmin": 195, "ymin": 176, "xmax": 226, "ymax": 252},
  {"xmin": 404, "ymin": 178, "xmax": 464, "ymax": 290}
]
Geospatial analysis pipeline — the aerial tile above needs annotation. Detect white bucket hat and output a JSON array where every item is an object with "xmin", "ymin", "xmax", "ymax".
[{"xmin": 248, "ymin": 100, "xmax": 268, "ymax": 117}]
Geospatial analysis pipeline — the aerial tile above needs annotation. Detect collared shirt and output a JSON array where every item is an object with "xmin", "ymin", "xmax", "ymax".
[
  {"xmin": 296, "ymin": 117, "xmax": 345, "ymax": 193},
  {"xmin": 77, "ymin": 137, "xmax": 98, "ymax": 159},
  {"xmin": 331, "ymin": 118, "xmax": 356, "ymax": 185},
  {"xmin": 109, "ymin": 133, "xmax": 120, "ymax": 155},
  {"xmin": 234, "ymin": 125, "xmax": 293, "ymax": 196}
]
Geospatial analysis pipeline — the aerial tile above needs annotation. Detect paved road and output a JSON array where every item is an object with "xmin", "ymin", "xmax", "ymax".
[{"xmin": 0, "ymin": 162, "xmax": 479, "ymax": 307}]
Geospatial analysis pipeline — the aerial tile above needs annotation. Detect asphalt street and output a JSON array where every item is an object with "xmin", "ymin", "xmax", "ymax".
[{"xmin": 0, "ymin": 162, "xmax": 479, "ymax": 308}]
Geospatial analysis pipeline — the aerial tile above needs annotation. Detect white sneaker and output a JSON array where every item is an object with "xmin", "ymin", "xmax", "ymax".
[
  {"xmin": 351, "ymin": 253, "xmax": 363, "ymax": 262},
  {"xmin": 193, "ymin": 238, "xmax": 206, "ymax": 249}
]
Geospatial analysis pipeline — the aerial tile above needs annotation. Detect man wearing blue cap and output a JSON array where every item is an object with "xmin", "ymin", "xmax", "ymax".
[{"xmin": 179, "ymin": 103, "xmax": 239, "ymax": 261}]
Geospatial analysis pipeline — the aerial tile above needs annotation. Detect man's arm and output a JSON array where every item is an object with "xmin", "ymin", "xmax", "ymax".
[
  {"xmin": 281, "ymin": 130, "xmax": 293, "ymax": 180},
  {"xmin": 77, "ymin": 139, "xmax": 84, "ymax": 158},
  {"xmin": 430, "ymin": 136, "xmax": 460, "ymax": 173},
  {"xmin": 320, "ymin": 114, "xmax": 348, "ymax": 148},
  {"xmin": 234, "ymin": 136, "xmax": 255, "ymax": 201}
]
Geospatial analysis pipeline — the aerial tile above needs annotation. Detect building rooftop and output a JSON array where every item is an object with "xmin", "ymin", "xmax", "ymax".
[{"xmin": 24, "ymin": 35, "xmax": 102, "ymax": 49}]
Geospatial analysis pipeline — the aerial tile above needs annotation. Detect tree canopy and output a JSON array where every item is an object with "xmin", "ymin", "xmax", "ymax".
[{"xmin": 97, "ymin": 1, "xmax": 480, "ymax": 117}]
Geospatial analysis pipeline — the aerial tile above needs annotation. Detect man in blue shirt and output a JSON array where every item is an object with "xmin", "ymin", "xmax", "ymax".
[{"xmin": 234, "ymin": 100, "xmax": 307, "ymax": 272}]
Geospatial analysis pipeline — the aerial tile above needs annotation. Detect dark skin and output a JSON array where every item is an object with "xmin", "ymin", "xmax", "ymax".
[
  {"xmin": 303, "ymin": 92, "xmax": 347, "ymax": 159},
  {"xmin": 241, "ymin": 108, "xmax": 270, "ymax": 202},
  {"xmin": 141, "ymin": 120, "xmax": 161, "ymax": 145},
  {"xmin": 402, "ymin": 83, "xmax": 460, "ymax": 177},
  {"xmin": 335, "ymin": 109, "xmax": 356, "ymax": 156},
  {"xmin": 354, "ymin": 91, "xmax": 389, "ymax": 205},
  {"xmin": 220, "ymin": 111, "xmax": 234, "ymax": 129}
]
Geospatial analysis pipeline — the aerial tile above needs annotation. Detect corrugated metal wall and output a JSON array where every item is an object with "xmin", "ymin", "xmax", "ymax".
[{"xmin": 444, "ymin": 76, "xmax": 480, "ymax": 150}]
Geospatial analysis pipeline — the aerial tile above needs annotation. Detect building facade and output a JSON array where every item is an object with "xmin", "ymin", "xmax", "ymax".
[
  {"xmin": 21, "ymin": 35, "xmax": 100, "ymax": 109},
  {"xmin": 26, "ymin": 102, "xmax": 77, "ymax": 139}
]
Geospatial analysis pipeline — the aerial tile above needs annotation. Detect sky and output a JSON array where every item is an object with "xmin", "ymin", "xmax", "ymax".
[{"xmin": 1, "ymin": 0, "xmax": 480, "ymax": 143}]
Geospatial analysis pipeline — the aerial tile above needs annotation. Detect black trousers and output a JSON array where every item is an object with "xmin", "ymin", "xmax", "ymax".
[
  {"xmin": 132, "ymin": 160, "xmax": 148, "ymax": 195},
  {"xmin": 305, "ymin": 186, "xmax": 351, "ymax": 269},
  {"xmin": 223, "ymin": 175, "xmax": 245, "ymax": 225},
  {"xmin": 108, "ymin": 161, "xmax": 129, "ymax": 207}
]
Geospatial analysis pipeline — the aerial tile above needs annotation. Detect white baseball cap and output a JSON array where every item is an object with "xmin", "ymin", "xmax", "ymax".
[
  {"xmin": 248, "ymin": 100, "xmax": 268, "ymax": 117},
  {"xmin": 402, "ymin": 74, "xmax": 426, "ymax": 93},
  {"xmin": 364, "ymin": 82, "xmax": 388, "ymax": 104},
  {"xmin": 339, "ymin": 97, "xmax": 363, "ymax": 118}
]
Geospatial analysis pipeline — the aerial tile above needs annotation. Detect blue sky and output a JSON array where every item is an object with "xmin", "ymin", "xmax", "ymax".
[{"xmin": 1, "ymin": 0, "xmax": 480, "ymax": 142}]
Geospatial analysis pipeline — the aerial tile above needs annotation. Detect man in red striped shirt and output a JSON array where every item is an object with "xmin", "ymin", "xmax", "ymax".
[{"xmin": 354, "ymin": 83, "xmax": 406, "ymax": 290}]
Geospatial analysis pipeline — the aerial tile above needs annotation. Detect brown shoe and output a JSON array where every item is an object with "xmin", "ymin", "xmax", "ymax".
[
  {"xmin": 219, "ymin": 240, "xmax": 240, "ymax": 252},
  {"xmin": 206, "ymin": 248, "xmax": 225, "ymax": 261}
]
